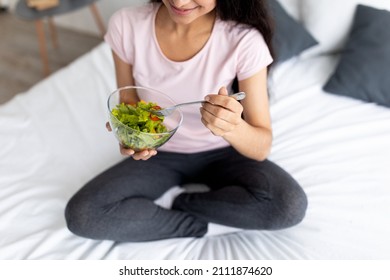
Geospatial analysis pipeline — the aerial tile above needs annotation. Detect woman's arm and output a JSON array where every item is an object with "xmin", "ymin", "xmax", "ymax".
[
  {"xmin": 200, "ymin": 68, "xmax": 272, "ymax": 161},
  {"xmin": 112, "ymin": 51, "xmax": 141, "ymax": 105},
  {"xmin": 113, "ymin": 51, "xmax": 134, "ymax": 87}
]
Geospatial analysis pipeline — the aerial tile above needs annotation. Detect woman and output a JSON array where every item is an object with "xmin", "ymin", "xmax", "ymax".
[{"xmin": 65, "ymin": 0, "xmax": 307, "ymax": 242}]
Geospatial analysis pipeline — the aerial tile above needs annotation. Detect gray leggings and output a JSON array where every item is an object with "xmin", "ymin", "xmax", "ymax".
[{"xmin": 65, "ymin": 147, "xmax": 307, "ymax": 242}]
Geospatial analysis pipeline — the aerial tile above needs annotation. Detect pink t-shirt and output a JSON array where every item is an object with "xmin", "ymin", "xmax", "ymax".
[{"xmin": 105, "ymin": 3, "xmax": 273, "ymax": 153}]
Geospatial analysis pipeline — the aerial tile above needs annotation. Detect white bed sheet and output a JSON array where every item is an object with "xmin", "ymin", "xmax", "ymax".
[{"xmin": 1, "ymin": 43, "xmax": 389, "ymax": 260}]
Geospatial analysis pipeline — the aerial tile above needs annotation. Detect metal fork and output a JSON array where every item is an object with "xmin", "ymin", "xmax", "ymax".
[{"xmin": 148, "ymin": 92, "xmax": 246, "ymax": 117}]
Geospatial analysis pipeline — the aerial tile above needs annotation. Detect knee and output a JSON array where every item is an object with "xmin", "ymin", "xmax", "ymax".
[
  {"xmin": 286, "ymin": 188, "xmax": 308, "ymax": 227},
  {"xmin": 251, "ymin": 181, "xmax": 307, "ymax": 230},
  {"xmin": 275, "ymin": 183, "xmax": 308, "ymax": 229},
  {"xmin": 64, "ymin": 196, "xmax": 93, "ymax": 238}
]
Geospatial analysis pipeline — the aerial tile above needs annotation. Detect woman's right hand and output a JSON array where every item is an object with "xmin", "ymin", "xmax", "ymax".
[{"xmin": 106, "ymin": 122, "xmax": 157, "ymax": 160}]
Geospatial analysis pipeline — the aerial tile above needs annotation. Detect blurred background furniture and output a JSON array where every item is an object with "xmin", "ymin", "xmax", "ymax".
[
  {"xmin": 0, "ymin": 0, "xmax": 9, "ymax": 12},
  {"xmin": 15, "ymin": 0, "xmax": 105, "ymax": 76}
]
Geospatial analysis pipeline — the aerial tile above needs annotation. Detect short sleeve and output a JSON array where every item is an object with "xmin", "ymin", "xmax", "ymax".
[
  {"xmin": 104, "ymin": 9, "xmax": 134, "ymax": 65},
  {"xmin": 236, "ymin": 29, "xmax": 273, "ymax": 81}
]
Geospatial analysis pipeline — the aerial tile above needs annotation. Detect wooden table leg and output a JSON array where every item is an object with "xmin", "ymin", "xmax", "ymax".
[
  {"xmin": 35, "ymin": 19, "xmax": 50, "ymax": 77},
  {"xmin": 89, "ymin": 3, "xmax": 106, "ymax": 37}
]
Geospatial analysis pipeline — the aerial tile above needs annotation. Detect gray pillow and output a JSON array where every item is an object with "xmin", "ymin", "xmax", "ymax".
[
  {"xmin": 323, "ymin": 5, "xmax": 390, "ymax": 107},
  {"xmin": 268, "ymin": 0, "xmax": 318, "ymax": 62}
]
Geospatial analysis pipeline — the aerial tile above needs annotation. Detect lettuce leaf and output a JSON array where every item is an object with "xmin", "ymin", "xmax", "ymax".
[{"xmin": 110, "ymin": 101, "xmax": 170, "ymax": 150}]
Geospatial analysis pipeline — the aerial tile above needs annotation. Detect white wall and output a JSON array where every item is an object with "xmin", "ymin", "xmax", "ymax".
[{"xmin": 9, "ymin": 0, "xmax": 148, "ymax": 35}]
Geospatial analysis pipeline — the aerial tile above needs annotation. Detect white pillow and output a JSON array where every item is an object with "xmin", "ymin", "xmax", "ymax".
[
  {"xmin": 277, "ymin": 0, "xmax": 302, "ymax": 20},
  {"xmin": 301, "ymin": 0, "xmax": 390, "ymax": 56}
]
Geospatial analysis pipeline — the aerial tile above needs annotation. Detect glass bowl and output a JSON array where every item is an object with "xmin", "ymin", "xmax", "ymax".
[{"xmin": 107, "ymin": 86, "xmax": 183, "ymax": 151}]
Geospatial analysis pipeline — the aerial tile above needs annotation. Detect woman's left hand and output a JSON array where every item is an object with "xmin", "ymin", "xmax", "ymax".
[{"xmin": 200, "ymin": 87, "xmax": 244, "ymax": 137}]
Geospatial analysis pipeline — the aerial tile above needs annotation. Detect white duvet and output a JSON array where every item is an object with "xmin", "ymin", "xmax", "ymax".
[{"xmin": 1, "ymin": 43, "xmax": 389, "ymax": 259}]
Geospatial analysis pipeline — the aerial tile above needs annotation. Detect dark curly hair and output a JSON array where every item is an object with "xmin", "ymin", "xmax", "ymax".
[{"xmin": 149, "ymin": 0, "xmax": 274, "ymax": 58}]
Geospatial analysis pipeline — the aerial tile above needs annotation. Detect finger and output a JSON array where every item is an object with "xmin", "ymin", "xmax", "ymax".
[
  {"xmin": 200, "ymin": 107, "xmax": 235, "ymax": 133},
  {"xmin": 201, "ymin": 102, "xmax": 241, "ymax": 125},
  {"xmin": 201, "ymin": 103, "xmax": 232, "ymax": 123},
  {"xmin": 218, "ymin": 86, "xmax": 229, "ymax": 96},
  {"xmin": 119, "ymin": 145, "xmax": 135, "ymax": 156},
  {"xmin": 106, "ymin": 122, "xmax": 112, "ymax": 132},
  {"xmin": 204, "ymin": 94, "xmax": 242, "ymax": 113},
  {"xmin": 132, "ymin": 149, "xmax": 157, "ymax": 161},
  {"xmin": 200, "ymin": 114, "xmax": 226, "ymax": 136}
]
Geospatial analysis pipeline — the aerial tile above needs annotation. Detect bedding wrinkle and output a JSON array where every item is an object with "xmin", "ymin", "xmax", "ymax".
[
  {"xmin": 204, "ymin": 235, "xmax": 236, "ymax": 259},
  {"xmin": 260, "ymin": 232, "xmax": 309, "ymax": 259}
]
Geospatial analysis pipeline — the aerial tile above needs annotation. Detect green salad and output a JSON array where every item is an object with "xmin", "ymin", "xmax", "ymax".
[{"xmin": 110, "ymin": 101, "xmax": 169, "ymax": 150}]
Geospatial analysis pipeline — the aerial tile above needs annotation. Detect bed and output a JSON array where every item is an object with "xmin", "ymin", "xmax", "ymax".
[{"xmin": 1, "ymin": 0, "xmax": 390, "ymax": 260}]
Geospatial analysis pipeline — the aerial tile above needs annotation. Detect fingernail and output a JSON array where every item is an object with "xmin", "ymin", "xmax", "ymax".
[{"xmin": 205, "ymin": 96, "xmax": 210, "ymax": 101}]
